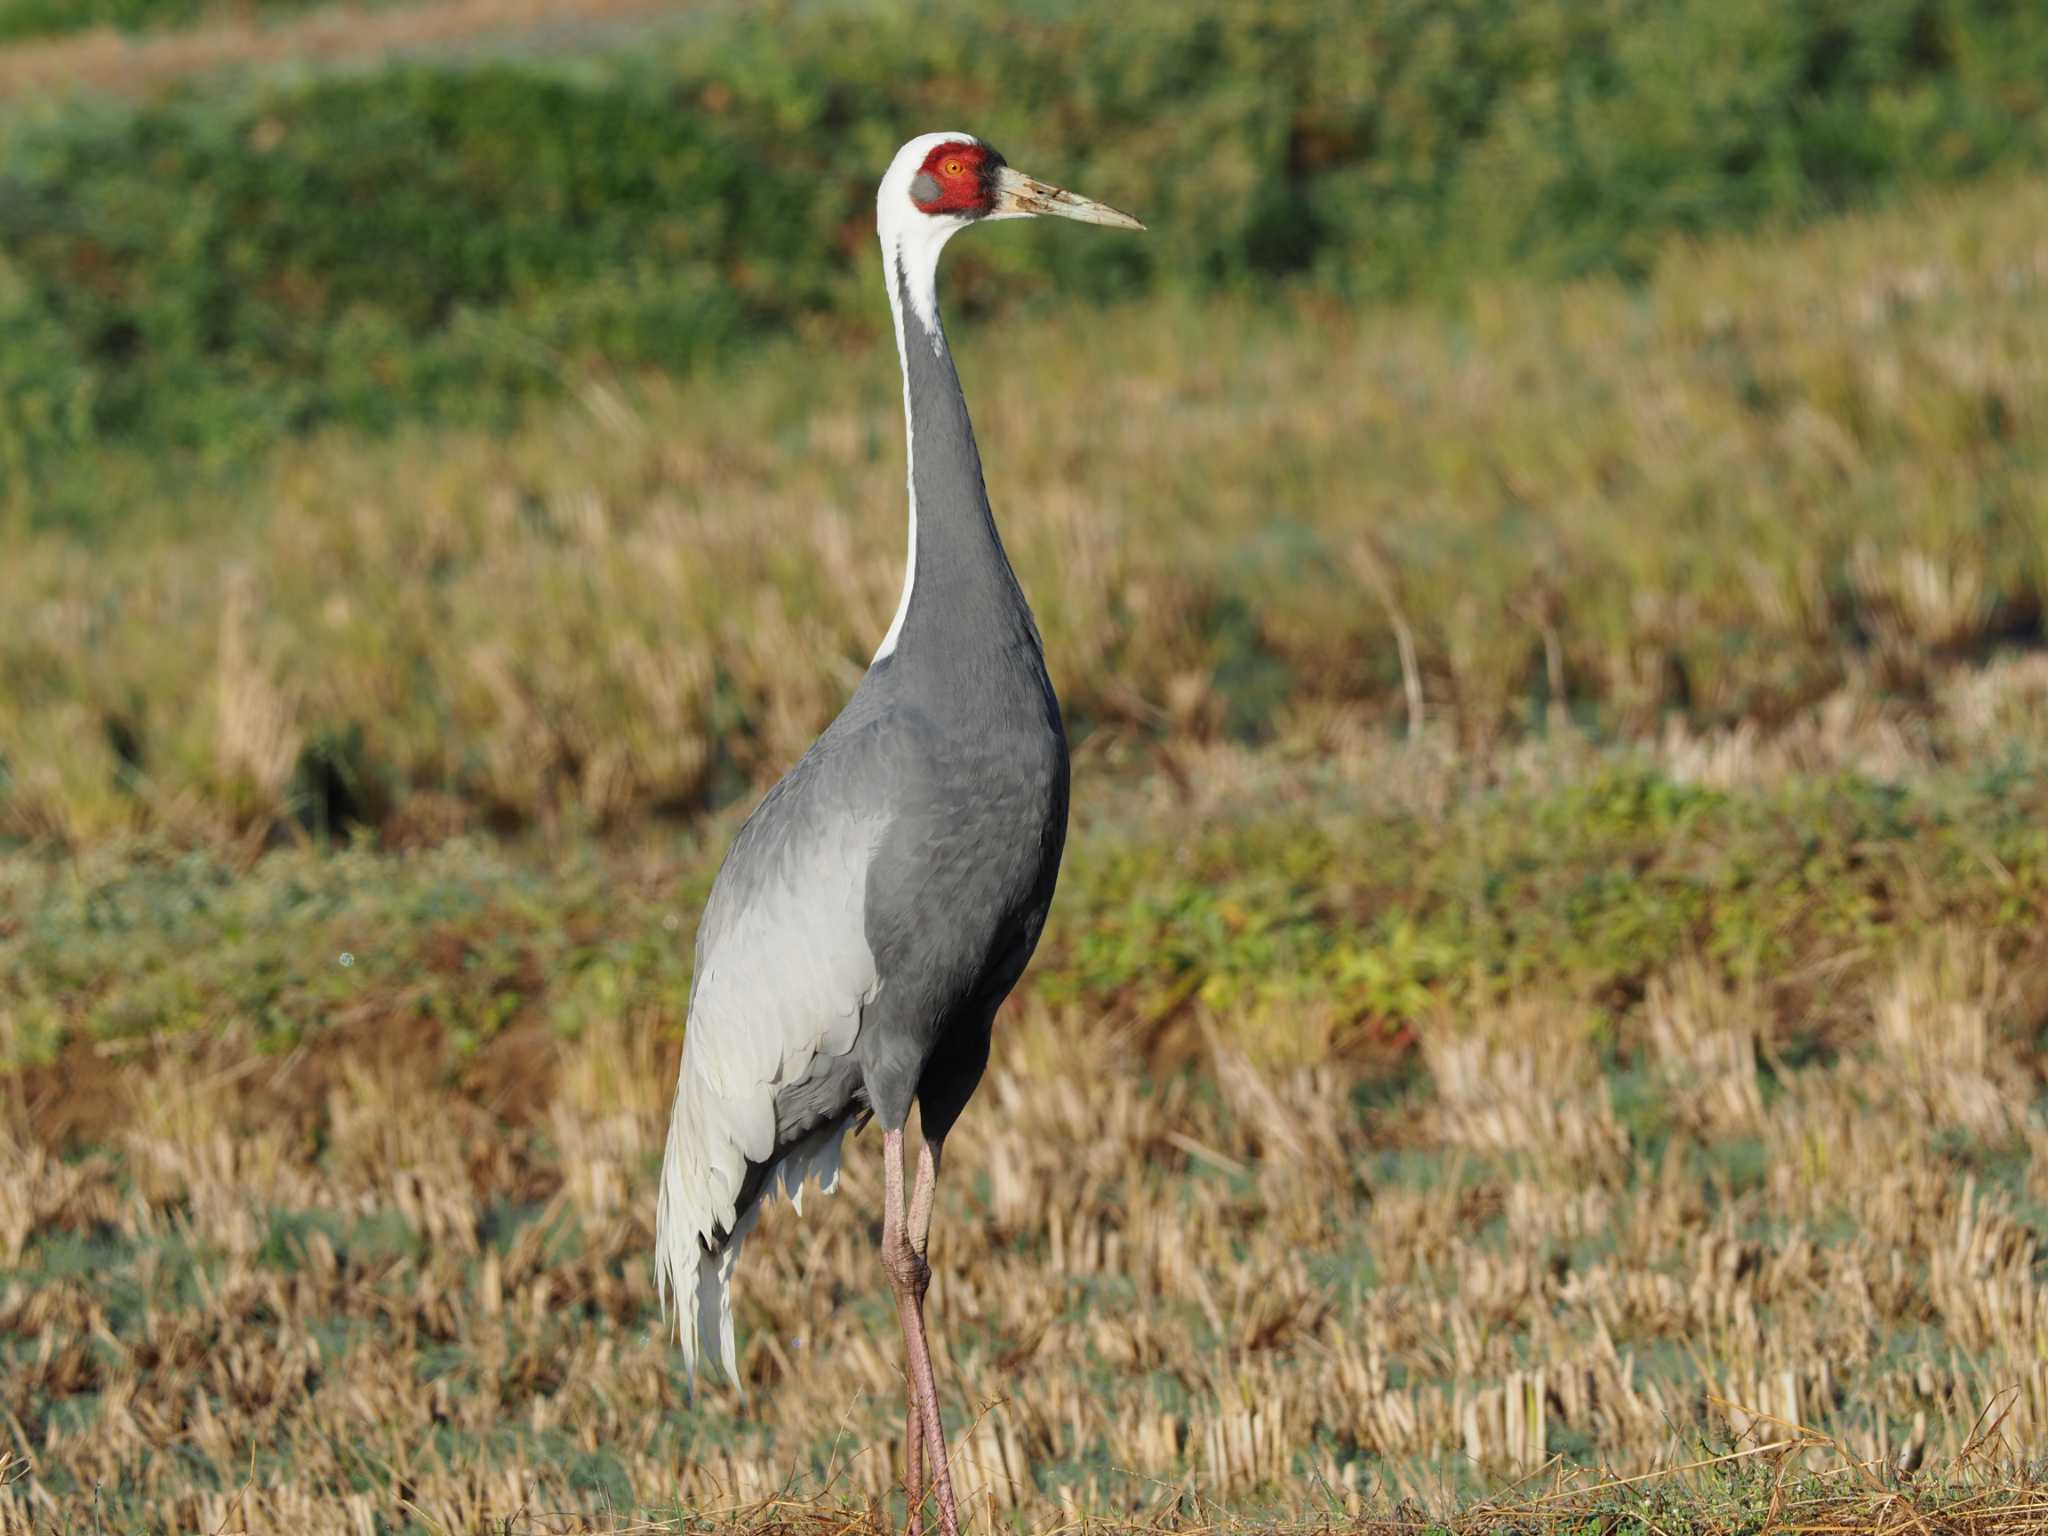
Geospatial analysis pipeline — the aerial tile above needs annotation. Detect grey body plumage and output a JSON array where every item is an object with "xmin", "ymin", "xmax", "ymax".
[
  {"xmin": 850, "ymin": 286, "xmax": 1071, "ymax": 1133},
  {"xmin": 655, "ymin": 130, "xmax": 1140, "ymax": 1536},
  {"xmin": 709, "ymin": 647, "xmax": 1067, "ymax": 1230}
]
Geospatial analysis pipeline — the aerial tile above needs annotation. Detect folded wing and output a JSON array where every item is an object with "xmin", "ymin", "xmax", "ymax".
[{"xmin": 654, "ymin": 749, "xmax": 886, "ymax": 1382}]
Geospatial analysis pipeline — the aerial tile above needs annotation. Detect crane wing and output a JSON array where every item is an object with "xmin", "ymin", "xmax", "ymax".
[{"xmin": 655, "ymin": 745, "xmax": 886, "ymax": 1384}]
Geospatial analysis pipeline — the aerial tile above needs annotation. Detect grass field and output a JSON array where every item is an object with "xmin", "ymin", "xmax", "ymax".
[
  {"xmin": 9, "ymin": 718, "xmax": 2048, "ymax": 1531},
  {"xmin": 9, "ymin": 2, "xmax": 2048, "ymax": 1531}
]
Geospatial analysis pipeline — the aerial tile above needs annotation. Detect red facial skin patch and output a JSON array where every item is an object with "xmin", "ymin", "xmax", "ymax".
[{"xmin": 910, "ymin": 141, "xmax": 1001, "ymax": 216}]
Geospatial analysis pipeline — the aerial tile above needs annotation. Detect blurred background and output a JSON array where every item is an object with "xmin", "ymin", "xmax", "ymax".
[{"xmin": 5, "ymin": 1, "xmax": 2048, "ymax": 1530}]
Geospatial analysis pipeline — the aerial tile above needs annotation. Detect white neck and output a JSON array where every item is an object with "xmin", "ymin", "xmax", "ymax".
[{"xmin": 870, "ymin": 132, "xmax": 975, "ymax": 663}]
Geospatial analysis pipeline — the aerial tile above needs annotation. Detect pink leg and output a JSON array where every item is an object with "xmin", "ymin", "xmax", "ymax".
[
  {"xmin": 905, "ymin": 1395, "xmax": 924, "ymax": 1536},
  {"xmin": 907, "ymin": 1139, "xmax": 949, "ymax": 1526},
  {"xmin": 884, "ymin": 1129, "xmax": 958, "ymax": 1536}
]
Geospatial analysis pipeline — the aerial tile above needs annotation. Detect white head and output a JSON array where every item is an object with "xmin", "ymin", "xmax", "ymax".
[{"xmin": 876, "ymin": 131, "xmax": 1144, "ymax": 338}]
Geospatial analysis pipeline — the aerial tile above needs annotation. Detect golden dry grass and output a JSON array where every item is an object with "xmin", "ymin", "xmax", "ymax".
[{"xmin": 7, "ymin": 170, "xmax": 2048, "ymax": 846}]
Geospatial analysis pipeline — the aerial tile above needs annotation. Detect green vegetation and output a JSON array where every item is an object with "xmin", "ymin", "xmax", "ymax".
[
  {"xmin": 9, "ymin": 744, "xmax": 2047, "ymax": 1069},
  {"xmin": 0, "ymin": 0, "xmax": 337, "ymax": 42},
  {"xmin": 6, "ymin": 0, "xmax": 2048, "ymax": 524}
]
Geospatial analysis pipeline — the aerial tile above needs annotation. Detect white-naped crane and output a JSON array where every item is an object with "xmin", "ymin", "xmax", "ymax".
[{"xmin": 654, "ymin": 134, "xmax": 1143, "ymax": 1534}]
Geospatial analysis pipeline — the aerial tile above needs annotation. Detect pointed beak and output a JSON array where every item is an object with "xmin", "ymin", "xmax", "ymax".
[{"xmin": 991, "ymin": 165, "xmax": 1146, "ymax": 230}]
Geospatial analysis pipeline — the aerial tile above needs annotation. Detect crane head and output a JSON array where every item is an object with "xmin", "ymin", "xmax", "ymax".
[
  {"xmin": 882, "ymin": 133, "xmax": 1145, "ymax": 236},
  {"xmin": 878, "ymin": 134, "xmax": 1142, "ymax": 337}
]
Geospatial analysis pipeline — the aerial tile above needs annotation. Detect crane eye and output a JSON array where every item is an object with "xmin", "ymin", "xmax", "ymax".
[{"xmin": 943, "ymin": 159, "xmax": 965, "ymax": 178}]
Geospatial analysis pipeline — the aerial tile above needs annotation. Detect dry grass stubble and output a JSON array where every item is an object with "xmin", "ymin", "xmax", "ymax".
[{"xmin": 5, "ymin": 800, "xmax": 2048, "ymax": 1530}]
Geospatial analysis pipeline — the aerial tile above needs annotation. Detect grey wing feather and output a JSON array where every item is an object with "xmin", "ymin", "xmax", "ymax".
[{"xmin": 654, "ymin": 747, "xmax": 885, "ymax": 1383}]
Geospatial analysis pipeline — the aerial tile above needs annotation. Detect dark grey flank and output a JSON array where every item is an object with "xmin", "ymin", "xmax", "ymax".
[{"xmin": 707, "ymin": 260, "xmax": 1069, "ymax": 1243}]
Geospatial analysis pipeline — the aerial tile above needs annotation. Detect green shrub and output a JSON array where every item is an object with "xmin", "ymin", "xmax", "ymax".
[
  {"xmin": 3, "ymin": 0, "xmax": 2047, "ymax": 525},
  {"xmin": 0, "ymin": 0, "xmax": 337, "ymax": 43}
]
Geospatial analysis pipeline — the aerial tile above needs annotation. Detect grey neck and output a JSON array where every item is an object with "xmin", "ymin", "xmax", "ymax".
[{"xmin": 886, "ymin": 263, "xmax": 1042, "ymax": 672}]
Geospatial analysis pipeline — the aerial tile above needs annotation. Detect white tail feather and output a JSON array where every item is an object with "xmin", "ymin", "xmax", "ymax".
[
  {"xmin": 695, "ymin": 1204, "xmax": 756, "ymax": 1383},
  {"xmin": 659, "ymin": 1116, "xmax": 853, "ymax": 1389}
]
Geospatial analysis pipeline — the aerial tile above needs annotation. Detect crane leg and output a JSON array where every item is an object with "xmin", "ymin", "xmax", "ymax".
[
  {"xmin": 903, "ymin": 1134, "xmax": 943, "ymax": 1536},
  {"xmin": 905, "ymin": 1395, "xmax": 925, "ymax": 1536},
  {"xmin": 883, "ymin": 1128, "xmax": 958, "ymax": 1536}
]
